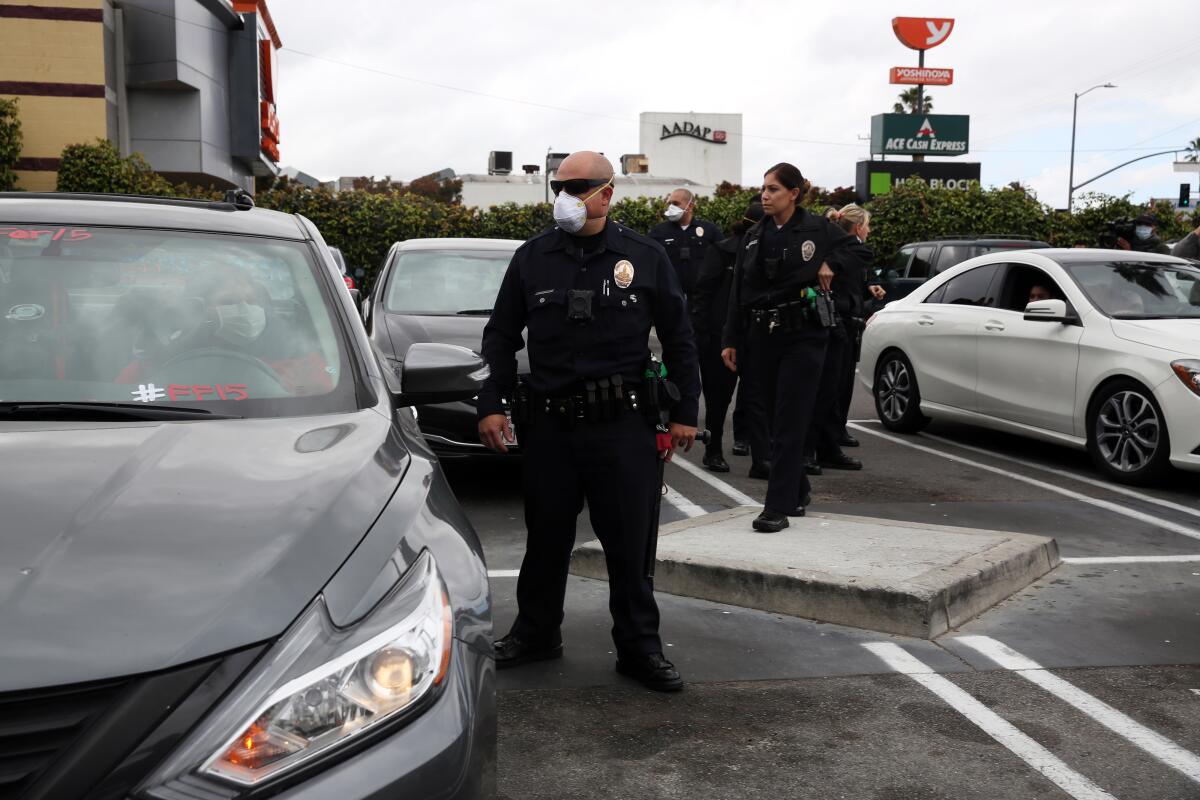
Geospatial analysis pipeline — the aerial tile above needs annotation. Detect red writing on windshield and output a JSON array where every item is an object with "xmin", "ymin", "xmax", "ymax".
[
  {"xmin": 0, "ymin": 227, "xmax": 92, "ymax": 241},
  {"xmin": 168, "ymin": 384, "xmax": 250, "ymax": 401}
]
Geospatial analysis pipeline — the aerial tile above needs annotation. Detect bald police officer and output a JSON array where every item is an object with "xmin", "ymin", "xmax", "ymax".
[
  {"xmin": 649, "ymin": 188, "xmax": 723, "ymax": 302},
  {"xmin": 478, "ymin": 151, "xmax": 700, "ymax": 692}
]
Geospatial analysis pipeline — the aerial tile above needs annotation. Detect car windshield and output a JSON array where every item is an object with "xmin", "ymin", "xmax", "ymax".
[
  {"xmin": 384, "ymin": 249, "xmax": 513, "ymax": 315},
  {"xmin": 1065, "ymin": 260, "xmax": 1200, "ymax": 319},
  {"xmin": 0, "ymin": 224, "xmax": 357, "ymax": 416}
]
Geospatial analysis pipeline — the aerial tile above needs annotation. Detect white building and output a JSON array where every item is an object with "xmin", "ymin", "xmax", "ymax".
[{"xmin": 638, "ymin": 112, "xmax": 743, "ymax": 189}]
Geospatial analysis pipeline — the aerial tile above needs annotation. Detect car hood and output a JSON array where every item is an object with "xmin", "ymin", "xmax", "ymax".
[
  {"xmin": 0, "ymin": 410, "xmax": 408, "ymax": 690},
  {"xmin": 1109, "ymin": 318, "xmax": 1200, "ymax": 357},
  {"xmin": 382, "ymin": 313, "xmax": 528, "ymax": 371}
]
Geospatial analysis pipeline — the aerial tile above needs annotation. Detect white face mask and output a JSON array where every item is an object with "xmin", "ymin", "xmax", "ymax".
[
  {"xmin": 1135, "ymin": 225, "xmax": 1153, "ymax": 240},
  {"xmin": 214, "ymin": 301, "xmax": 266, "ymax": 344},
  {"xmin": 664, "ymin": 203, "xmax": 687, "ymax": 223},
  {"xmin": 552, "ymin": 177, "xmax": 612, "ymax": 234}
]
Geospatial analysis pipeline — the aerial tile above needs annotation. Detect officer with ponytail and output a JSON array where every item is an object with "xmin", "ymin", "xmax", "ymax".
[{"xmin": 721, "ymin": 163, "xmax": 854, "ymax": 533}]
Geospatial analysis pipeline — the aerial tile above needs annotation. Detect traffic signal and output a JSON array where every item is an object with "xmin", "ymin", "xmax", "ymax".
[{"xmin": 1180, "ymin": 183, "xmax": 1192, "ymax": 208}]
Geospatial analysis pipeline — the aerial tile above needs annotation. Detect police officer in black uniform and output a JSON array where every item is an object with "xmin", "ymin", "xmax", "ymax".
[
  {"xmin": 649, "ymin": 188, "xmax": 723, "ymax": 301},
  {"xmin": 690, "ymin": 199, "xmax": 763, "ymax": 472},
  {"xmin": 721, "ymin": 163, "xmax": 854, "ymax": 533},
  {"xmin": 478, "ymin": 151, "xmax": 699, "ymax": 691}
]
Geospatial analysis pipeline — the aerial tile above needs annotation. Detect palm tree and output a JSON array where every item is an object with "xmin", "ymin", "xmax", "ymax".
[
  {"xmin": 893, "ymin": 88, "xmax": 933, "ymax": 115},
  {"xmin": 1186, "ymin": 136, "xmax": 1200, "ymax": 163}
]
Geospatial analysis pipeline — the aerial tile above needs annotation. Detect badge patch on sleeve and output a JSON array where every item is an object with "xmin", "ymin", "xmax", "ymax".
[
  {"xmin": 801, "ymin": 240, "xmax": 816, "ymax": 261},
  {"xmin": 614, "ymin": 260, "xmax": 635, "ymax": 289}
]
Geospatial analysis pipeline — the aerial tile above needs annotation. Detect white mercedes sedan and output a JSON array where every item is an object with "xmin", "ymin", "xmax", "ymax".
[{"xmin": 860, "ymin": 249, "xmax": 1200, "ymax": 485}]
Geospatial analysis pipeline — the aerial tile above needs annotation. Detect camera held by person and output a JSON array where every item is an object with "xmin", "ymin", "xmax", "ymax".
[{"xmin": 1105, "ymin": 214, "xmax": 1170, "ymax": 254}]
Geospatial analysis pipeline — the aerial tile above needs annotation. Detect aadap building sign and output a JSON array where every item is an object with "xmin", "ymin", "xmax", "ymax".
[{"xmin": 871, "ymin": 113, "xmax": 969, "ymax": 156}]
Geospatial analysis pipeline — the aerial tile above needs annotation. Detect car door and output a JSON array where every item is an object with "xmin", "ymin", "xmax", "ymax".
[
  {"xmin": 975, "ymin": 263, "xmax": 1083, "ymax": 433},
  {"xmin": 905, "ymin": 263, "xmax": 1003, "ymax": 411}
]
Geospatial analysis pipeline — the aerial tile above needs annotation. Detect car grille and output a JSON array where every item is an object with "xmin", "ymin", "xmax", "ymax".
[{"xmin": 0, "ymin": 678, "xmax": 130, "ymax": 798}]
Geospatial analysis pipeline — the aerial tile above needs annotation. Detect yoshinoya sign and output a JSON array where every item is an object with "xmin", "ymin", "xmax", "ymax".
[
  {"xmin": 659, "ymin": 121, "xmax": 727, "ymax": 145},
  {"xmin": 889, "ymin": 66, "xmax": 953, "ymax": 86},
  {"xmin": 870, "ymin": 113, "xmax": 969, "ymax": 156},
  {"xmin": 854, "ymin": 160, "xmax": 981, "ymax": 200},
  {"xmin": 892, "ymin": 17, "xmax": 954, "ymax": 50}
]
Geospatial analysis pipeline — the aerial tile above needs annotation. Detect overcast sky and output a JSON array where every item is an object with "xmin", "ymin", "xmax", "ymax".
[{"xmin": 273, "ymin": 0, "xmax": 1200, "ymax": 209}]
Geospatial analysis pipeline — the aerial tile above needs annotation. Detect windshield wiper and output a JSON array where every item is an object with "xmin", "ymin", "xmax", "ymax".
[
  {"xmin": 0, "ymin": 401, "xmax": 242, "ymax": 421},
  {"xmin": 456, "ymin": 309, "xmax": 494, "ymax": 315}
]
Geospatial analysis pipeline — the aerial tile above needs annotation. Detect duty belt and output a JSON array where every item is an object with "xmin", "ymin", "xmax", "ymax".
[
  {"xmin": 512, "ymin": 375, "xmax": 645, "ymax": 425},
  {"xmin": 749, "ymin": 292, "xmax": 839, "ymax": 334}
]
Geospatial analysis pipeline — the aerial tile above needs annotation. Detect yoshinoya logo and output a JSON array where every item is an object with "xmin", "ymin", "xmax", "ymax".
[
  {"xmin": 660, "ymin": 121, "xmax": 727, "ymax": 145},
  {"xmin": 6, "ymin": 303, "xmax": 45, "ymax": 321}
]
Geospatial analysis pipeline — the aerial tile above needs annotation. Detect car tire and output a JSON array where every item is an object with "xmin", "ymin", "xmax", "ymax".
[
  {"xmin": 1086, "ymin": 379, "xmax": 1172, "ymax": 485},
  {"xmin": 874, "ymin": 350, "xmax": 930, "ymax": 433}
]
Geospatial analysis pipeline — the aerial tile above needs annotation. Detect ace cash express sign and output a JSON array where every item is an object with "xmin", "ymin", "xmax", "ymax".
[{"xmin": 871, "ymin": 113, "xmax": 969, "ymax": 156}]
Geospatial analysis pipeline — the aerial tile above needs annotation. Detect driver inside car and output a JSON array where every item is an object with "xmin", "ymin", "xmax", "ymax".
[{"xmin": 115, "ymin": 269, "xmax": 333, "ymax": 395}]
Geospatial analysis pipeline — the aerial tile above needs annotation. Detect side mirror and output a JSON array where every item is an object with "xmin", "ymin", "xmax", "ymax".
[
  {"xmin": 391, "ymin": 343, "xmax": 489, "ymax": 407},
  {"xmin": 1024, "ymin": 298, "xmax": 1080, "ymax": 326}
]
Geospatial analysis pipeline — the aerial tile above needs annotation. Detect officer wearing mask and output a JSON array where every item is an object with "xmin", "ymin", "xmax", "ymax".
[
  {"xmin": 690, "ymin": 199, "xmax": 763, "ymax": 472},
  {"xmin": 478, "ymin": 151, "xmax": 699, "ymax": 692},
  {"xmin": 721, "ymin": 163, "xmax": 854, "ymax": 533},
  {"xmin": 649, "ymin": 188, "xmax": 723, "ymax": 300},
  {"xmin": 1117, "ymin": 214, "xmax": 1171, "ymax": 254}
]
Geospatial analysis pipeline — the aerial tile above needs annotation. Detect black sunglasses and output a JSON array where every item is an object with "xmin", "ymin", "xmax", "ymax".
[{"xmin": 550, "ymin": 177, "xmax": 611, "ymax": 195}]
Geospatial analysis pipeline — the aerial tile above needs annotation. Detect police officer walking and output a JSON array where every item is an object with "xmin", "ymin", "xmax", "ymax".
[
  {"xmin": 478, "ymin": 151, "xmax": 699, "ymax": 691},
  {"xmin": 649, "ymin": 188, "xmax": 723, "ymax": 301},
  {"xmin": 721, "ymin": 163, "xmax": 854, "ymax": 533},
  {"xmin": 690, "ymin": 199, "xmax": 763, "ymax": 472}
]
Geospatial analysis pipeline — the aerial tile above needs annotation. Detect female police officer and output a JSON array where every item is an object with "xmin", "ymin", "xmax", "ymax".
[{"xmin": 721, "ymin": 163, "xmax": 854, "ymax": 532}]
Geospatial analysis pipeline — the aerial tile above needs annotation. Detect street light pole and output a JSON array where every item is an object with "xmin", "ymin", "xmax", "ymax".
[{"xmin": 1068, "ymin": 83, "xmax": 1116, "ymax": 213}]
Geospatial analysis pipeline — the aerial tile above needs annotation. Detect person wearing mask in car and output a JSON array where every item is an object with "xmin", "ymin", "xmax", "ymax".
[
  {"xmin": 1171, "ymin": 217, "xmax": 1200, "ymax": 260},
  {"xmin": 721, "ymin": 163, "xmax": 855, "ymax": 533},
  {"xmin": 477, "ymin": 151, "xmax": 699, "ymax": 692},
  {"xmin": 1117, "ymin": 214, "xmax": 1170, "ymax": 254},
  {"xmin": 649, "ymin": 188, "xmax": 723, "ymax": 301},
  {"xmin": 805, "ymin": 204, "xmax": 884, "ymax": 474},
  {"xmin": 690, "ymin": 199, "xmax": 763, "ymax": 472}
]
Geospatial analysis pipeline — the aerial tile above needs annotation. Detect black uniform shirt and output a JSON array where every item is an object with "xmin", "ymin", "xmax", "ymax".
[
  {"xmin": 722, "ymin": 208, "xmax": 855, "ymax": 348},
  {"xmin": 648, "ymin": 217, "xmax": 723, "ymax": 299},
  {"xmin": 479, "ymin": 221, "xmax": 700, "ymax": 426}
]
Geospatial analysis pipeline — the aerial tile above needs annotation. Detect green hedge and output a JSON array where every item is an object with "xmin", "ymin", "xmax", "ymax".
[
  {"xmin": 53, "ymin": 140, "xmax": 1196, "ymax": 292},
  {"xmin": 0, "ymin": 97, "xmax": 22, "ymax": 191}
]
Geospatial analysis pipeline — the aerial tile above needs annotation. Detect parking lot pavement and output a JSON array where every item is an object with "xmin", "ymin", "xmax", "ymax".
[{"xmin": 444, "ymin": 381, "xmax": 1200, "ymax": 799}]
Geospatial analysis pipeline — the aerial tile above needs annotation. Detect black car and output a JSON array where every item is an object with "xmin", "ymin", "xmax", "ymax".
[
  {"xmin": 0, "ymin": 193, "xmax": 494, "ymax": 799},
  {"xmin": 876, "ymin": 236, "xmax": 1051, "ymax": 304},
  {"xmin": 364, "ymin": 238, "xmax": 523, "ymax": 457}
]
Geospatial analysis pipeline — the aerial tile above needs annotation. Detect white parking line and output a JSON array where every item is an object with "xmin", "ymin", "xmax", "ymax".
[
  {"xmin": 917, "ymin": 430, "xmax": 1200, "ymax": 523},
  {"xmin": 957, "ymin": 636, "xmax": 1200, "ymax": 784},
  {"xmin": 863, "ymin": 643, "xmax": 1117, "ymax": 800},
  {"xmin": 669, "ymin": 455, "xmax": 760, "ymax": 507},
  {"xmin": 1063, "ymin": 555, "xmax": 1200, "ymax": 564},
  {"xmin": 487, "ymin": 569, "xmax": 520, "ymax": 578},
  {"xmin": 663, "ymin": 484, "xmax": 706, "ymax": 518},
  {"xmin": 848, "ymin": 423, "xmax": 1200, "ymax": 543}
]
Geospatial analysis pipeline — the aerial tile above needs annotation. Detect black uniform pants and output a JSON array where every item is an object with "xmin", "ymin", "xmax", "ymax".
[
  {"xmin": 698, "ymin": 331, "xmax": 737, "ymax": 453},
  {"xmin": 742, "ymin": 323, "xmax": 829, "ymax": 513},
  {"xmin": 807, "ymin": 322, "xmax": 850, "ymax": 457},
  {"xmin": 835, "ymin": 320, "xmax": 861, "ymax": 436},
  {"xmin": 512, "ymin": 412, "xmax": 662, "ymax": 658}
]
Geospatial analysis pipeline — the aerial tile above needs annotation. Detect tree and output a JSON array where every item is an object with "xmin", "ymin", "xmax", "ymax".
[
  {"xmin": 403, "ymin": 174, "xmax": 463, "ymax": 204},
  {"xmin": 0, "ymin": 97, "xmax": 22, "ymax": 191},
  {"xmin": 351, "ymin": 175, "xmax": 403, "ymax": 194},
  {"xmin": 56, "ymin": 139, "xmax": 171, "ymax": 195},
  {"xmin": 1185, "ymin": 136, "xmax": 1200, "ymax": 163},
  {"xmin": 893, "ymin": 87, "xmax": 933, "ymax": 115}
]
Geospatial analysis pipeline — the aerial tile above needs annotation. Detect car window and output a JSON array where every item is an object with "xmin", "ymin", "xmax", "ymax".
[
  {"xmin": 384, "ymin": 249, "xmax": 514, "ymax": 315},
  {"xmin": 0, "ymin": 224, "xmax": 357, "ymax": 416},
  {"xmin": 933, "ymin": 244, "xmax": 981, "ymax": 272},
  {"xmin": 880, "ymin": 246, "xmax": 914, "ymax": 281},
  {"xmin": 907, "ymin": 246, "xmax": 935, "ymax": 279},
  {"xmin": 995, "ymin": 264, "xmax": 1066, "ymax": 312},
  {"xmin": 922, "ymin": 283, "xmax": 948, "ymax": 304},
  {"xmin": 935, "ymin": 264, "xmax": 1002, "ymax": 307},
  {"xmin": 1065, "ymin": 260, "xmax": 1200, "ymax": 319}
]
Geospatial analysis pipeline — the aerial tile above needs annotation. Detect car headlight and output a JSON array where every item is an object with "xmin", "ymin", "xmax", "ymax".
[
  {"xmin": 138, "ymin": 550, "xmax": 452, "ymax": 795},
  {"xmin": 1172, "ymin": 360, "xmax": 1200, "ymax": 397}
]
